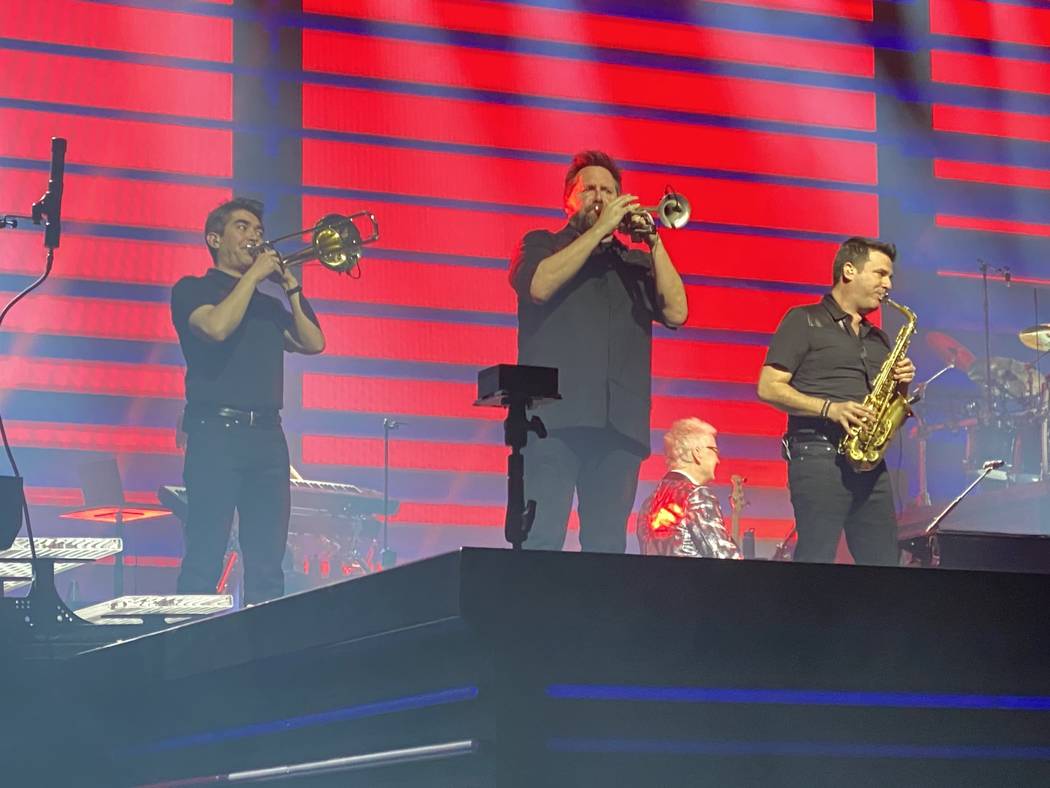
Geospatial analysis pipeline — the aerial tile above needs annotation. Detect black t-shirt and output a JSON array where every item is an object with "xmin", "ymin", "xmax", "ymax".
[
  {"xmin": 764, "ymin": 292, "xmax": 891, "ymax": 435},
  {"xmin": 171, "ymin": 268, "xmax": 295, "ymax": 410},
  {"xmin": 509, "ymin": 223, "xmax": 664, "ymax": 454}
]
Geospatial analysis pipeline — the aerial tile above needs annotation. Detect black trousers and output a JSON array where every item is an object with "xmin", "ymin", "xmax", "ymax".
[
  {"xmin": 176, "ymin": 418, "xmax": 290, "ymax": 603},
  {"xmin": 522, "ymin": 427, "xmax": 645, "ymax": 553},
  {"xmin": 785, "ymin": 438, "xmax": 899, "ymax": 566}
]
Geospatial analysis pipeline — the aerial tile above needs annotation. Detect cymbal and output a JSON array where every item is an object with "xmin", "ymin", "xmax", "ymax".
[
  {"xmin": 968, "ymin": 356, "xmax": 1044, "ymax": 401},
  {"xmin": 1019, "ymin": 324, "xmax": 1050, "ymax": 352},
  {"xmin": 926, "ymin": 331, "xmax": 976, "ymax": 373}
]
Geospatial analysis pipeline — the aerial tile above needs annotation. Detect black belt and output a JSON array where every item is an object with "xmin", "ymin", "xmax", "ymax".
[{"xmin": 184, "ymin": 405, "xmax": 281, "ymax": 428}]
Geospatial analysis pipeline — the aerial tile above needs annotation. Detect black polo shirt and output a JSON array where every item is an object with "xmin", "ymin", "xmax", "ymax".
[
  {"xmin": 171, "ymin": 268, "xmax": 306, "ymax": 410},
  {"xmin": 764, "ymin": 292, "xmax": 891, "ymax": 436},
  {"xmin": 510, "ymin": 223, "xmax": 663, "ymax": 454}
]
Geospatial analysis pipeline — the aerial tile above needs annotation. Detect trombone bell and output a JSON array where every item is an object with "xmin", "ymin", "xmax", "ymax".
[{"xmin": 282, "ymin": 212, "xmax": 380, "ymax": 274}]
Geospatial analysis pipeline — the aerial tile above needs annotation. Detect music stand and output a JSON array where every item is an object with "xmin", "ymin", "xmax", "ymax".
[
  {"xmin": 475, "ymin": 364, "xmax": 559, "ymax": 550},
  {"xmin": 60, "ymin": 457, "xmax": 170, "ymax": 596}
]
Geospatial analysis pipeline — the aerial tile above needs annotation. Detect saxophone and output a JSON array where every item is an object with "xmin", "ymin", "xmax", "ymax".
[{"xmin": 838, "ymin": 297, "xmax": 917, "ymax": 471}]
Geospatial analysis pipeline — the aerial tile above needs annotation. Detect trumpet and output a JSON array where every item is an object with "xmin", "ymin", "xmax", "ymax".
[
  {"xmin": 247, "ymin": 211, "xmax": 379, "ymax": 275},
  {"xmin": 619, "ymin": 191, "xmax": 691, "ymax": 239}
]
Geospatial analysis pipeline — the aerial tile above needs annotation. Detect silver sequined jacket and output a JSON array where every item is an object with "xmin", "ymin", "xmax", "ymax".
[{"xmin": 637, "ymin": 471, "xmax": 742, "ymax": 559}]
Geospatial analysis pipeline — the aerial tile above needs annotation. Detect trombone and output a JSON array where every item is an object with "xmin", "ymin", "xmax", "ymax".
[
  {"xmin": 247, "ymin": 211, "xmax": 380, "ymax": 275},
  {"xmin": 619, "ymin": 191, "xmax": 691, "ymax": 240}
]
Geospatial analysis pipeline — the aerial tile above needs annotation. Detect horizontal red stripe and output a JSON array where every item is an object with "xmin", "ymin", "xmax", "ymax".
[
  {"xmin": 303, "ymin": 86, "xmax": 878, "ymax": 185},
  {"xmin": 321, "ymin": 314, "xmax": 513, "ymax": 366},
  {"xmin": 304, "ymin": 236, "xmax": 837, "ymax": 304},
  {"xmin": 651, "ymin": 398, "xmax": 785, "ymax": 436},
  {"xmin": 0, "ymin": 0, "xmax": 232, "ymax": 62},
  {"xmin": 936, "ymin": 214, "xmax": 1050, "ymax": 238},
  {"xmin": 300, "ymin": 374, "xmax": 783, "ymax": 436},
  {"xmin": 25, "ymin": 487, "xmax": 159, "ymax": 507},
  {"xmin": 0, "ymin": 293, "xmax": 175, "ymax": 342},
  {"xmin": 683, "ymin": 287, "xmax": 817, "ymax": 334},
  {"xmin": 95, "ymin": 555, "xmax": 181, "ymax": 568},
  {"xmin": 304, "ymin": 255, "xmax": 818, "ymax": 335},
  {"xmin": 0, "ymin": 49, "xmax": 232, "ymax": 121},
  {"xmin": 317, "ymin": 314, "xmax": 767, "ymax": 383},
  {"xmin": 0, "ymin": 232, "xmax": 206, "ymax": 285},
  {"xmin": 301, "ymin": 194, "xmax": 868, "ymax": 282},
  {"xmin": 301, "ymin": 434, "xmax": 786, "ymax": 486},
  {"xmin": 303, "ymin": 193, "xmax": 543, "ymax": 262},
  {"xmin": 6, "ymin": 421, "xmax": 178, "ymax": 454},
  {"xmin": 304, "ymin": 32, "xmax": 874, "ymax": 131},
  {"xmin": 933, "ymin": 104, "xmax": 1050, "ymax": 144},
  {"xmin": 302, "ymin": 374, "xmax": 504, "ymax": 421},
  {"xmin": 390, "ymin": 501, "xmax": 793, "ymax": 539},
  {"xmin": 304, "ymin": 1, "xmax": 872, "ymax": 75},
  {"xmin": 666, "ymin": 233, "xmax": 837, "ymax": 286},
  {"xmin": 0, "ymin": 169, "xmax": 230, "ymax": 231},
  {"xmin": 0, "ymin": 108, "xmax": 232, "ymax": 177},
  {"xmin": 0, "ymin": 357, "xmax": 183, "ymax": 398},
  {"xmin": 303, "ymin": 259, "xmax": 516, "ymax": 314},
  {"xmin": 932, "ymin": 50, "xmax": 1050, "ymax": 96},
  {"xmin": 930, "ymin": 0, "xmax": 1050, "ymax": 48},
  {"xmin": 653, "ymin": 340, "xmax": 768, "ymax": 384},
  {"xmin": 302, "ymin": 141, "xmax": 878, "ymax": 236},
  {"xmin": 934, "ymin": 159, "xmax": 1050, "ymax": 190}
]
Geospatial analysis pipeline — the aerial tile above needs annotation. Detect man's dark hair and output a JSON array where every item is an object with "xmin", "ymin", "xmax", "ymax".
[
  {"xmin": 563, "ymin": 150, "xmax": 623, "ymax": 204},
  {"xmin": 204, "ymin": 197, "xmax": 264, "ymax": 263},
  {"xmin": 832, "ymin": 236, "xmax": 897, "ymax": 283}
]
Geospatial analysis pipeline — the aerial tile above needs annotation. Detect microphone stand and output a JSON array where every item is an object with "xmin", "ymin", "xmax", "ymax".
[
  {"xmin": 904, "ymin": 461, "xmax": 1005, "ymax": 568},
  {"xmin": 979, "ymin": 260, "xmax": 993, "ymax": 417},
  {"xmin": 380, "ymin": 418, "xmax": 399, "ymax": 570}
]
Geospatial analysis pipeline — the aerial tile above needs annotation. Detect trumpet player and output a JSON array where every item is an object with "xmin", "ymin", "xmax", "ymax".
[
  {"xmin": 509, "ymin": 150, "xmax": 688, "ymax": 553},
  {"xmin": 757, "ymin": 237, "xmax": 914, "ymax": 566},
  {"xmin": 171, "ymin": 197, "xmax": 325, "ymax": 603}
]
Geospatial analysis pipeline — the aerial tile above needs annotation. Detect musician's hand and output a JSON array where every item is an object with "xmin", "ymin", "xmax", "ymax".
[
  {"xmin": 246, "ymin": 247, "xmax": 282, "ymax": 285},
  {"xmin": 893, "ymin": 357, "xmax": 916, "ymax": 384},
  {"xmin": 280, "ymin": 265, "xmax": 299, "ymax": 295},
  {"xmin": 827, "ymin": 400, "xmax": 874, "ymax": 433},
  {"xmin": 591, "ymin": 193, "xmax": 639, "ymax": 238}
]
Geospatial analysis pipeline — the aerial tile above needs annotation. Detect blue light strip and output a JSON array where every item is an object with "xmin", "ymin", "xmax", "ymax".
[
  {"xmin": 547, "ymin": 684, "xmax": 1050, "ymax": 711},
  {"xmin": 548, "ymin": 736, "xmax": 1050, "ymax": 760},
  {"xmin": 133, "ymin": 685, "xmax": 479, "ymax": 755}
]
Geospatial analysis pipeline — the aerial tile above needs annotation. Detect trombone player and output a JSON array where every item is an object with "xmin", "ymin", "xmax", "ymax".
[
  {"xmin": 509, "ymin": 150, "xmax": 689, "ymax": 553},
  {"xmin": 171, "ymin": 197, "xmax": 325, "ymax": 604}
]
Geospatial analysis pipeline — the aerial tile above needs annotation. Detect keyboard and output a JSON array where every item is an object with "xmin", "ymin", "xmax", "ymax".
[{"xmin": 159, "ymin": 478, "xmax": 398, "ymax": 521}]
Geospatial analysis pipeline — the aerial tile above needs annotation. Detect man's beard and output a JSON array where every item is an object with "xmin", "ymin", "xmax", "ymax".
[{"xmin": 570, "ymin": 205, "xmax": 599, "ymax": 232}]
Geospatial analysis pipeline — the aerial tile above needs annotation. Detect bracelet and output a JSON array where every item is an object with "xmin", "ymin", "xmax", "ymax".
[
  {"xmin": 820, "ymin": 399, "xmax": 832, "ymax": 419},
  {"xmin": 285, "ymin": 285, "xmax": 302, "ymax": 298}
]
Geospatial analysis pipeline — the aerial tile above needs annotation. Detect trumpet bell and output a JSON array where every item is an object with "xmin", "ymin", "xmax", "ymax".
[{"xmin": 655, "ymin": 192, "xmax": 690, "ymax": 229}]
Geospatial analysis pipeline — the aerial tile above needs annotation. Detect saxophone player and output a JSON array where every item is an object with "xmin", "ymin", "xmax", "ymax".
[{"xmin": 756, "ymin": 237, "xmax": 915, "ymax": 566}]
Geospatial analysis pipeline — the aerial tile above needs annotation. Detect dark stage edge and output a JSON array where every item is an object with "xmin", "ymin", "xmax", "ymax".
[{"xmin": 11, "ymin": 548, "xmax": 1050, "ymax": 786}]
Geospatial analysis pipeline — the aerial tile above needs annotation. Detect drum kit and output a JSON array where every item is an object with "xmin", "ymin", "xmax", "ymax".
[{"xmin": 912, "ymin": 323, "xmax": 1050, "ymax": 503}]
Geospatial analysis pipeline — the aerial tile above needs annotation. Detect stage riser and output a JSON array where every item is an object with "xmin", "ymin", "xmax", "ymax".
[{"xmin": 42, "ymin": 550, "xmax": 1050, "ymax": 786}]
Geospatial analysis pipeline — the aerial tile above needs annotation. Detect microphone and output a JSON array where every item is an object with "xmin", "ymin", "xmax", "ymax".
[
  {"xmin": 1004, "ymin": 269, "xmax": 1011, "ymax": 287},
  {"xmin": 33, "ymin": 137, "xmax": 67, "ymax": 250},
  {"xmin": 982, "ymin": 459, "xmax": 1005, "ymax": 470},
  {"xmin": 383, "ymin": 418, "xmax": 405, "ymax": 430}
]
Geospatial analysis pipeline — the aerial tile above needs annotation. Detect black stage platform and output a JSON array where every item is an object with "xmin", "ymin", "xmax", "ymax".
[{"xmin": 10, "ymin": 548, "xmax": 1050, "ymax": 786}]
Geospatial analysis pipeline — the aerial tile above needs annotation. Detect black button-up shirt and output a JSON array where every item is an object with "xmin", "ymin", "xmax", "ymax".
[
  {"xmin": 510, "ymin": 223, "xmax": 663, "ymax": 454},
  {"xmin": 171, "ymin": 268, "xmax": 308, "ymax": 410},
  {"xmin": 764, "ymin": 292, "xmax": 891, "ymax": 436}
]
